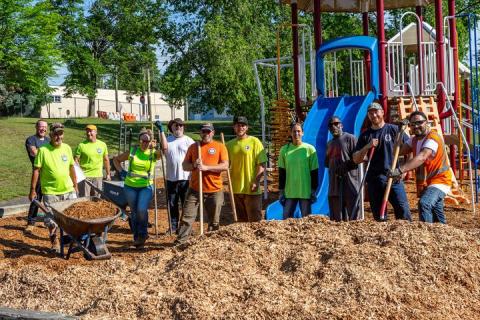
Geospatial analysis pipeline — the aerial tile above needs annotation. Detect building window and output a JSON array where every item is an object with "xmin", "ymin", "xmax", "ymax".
[{"xmin": 52, "ymin": 95, "xmax": 61, "ymax": 103}]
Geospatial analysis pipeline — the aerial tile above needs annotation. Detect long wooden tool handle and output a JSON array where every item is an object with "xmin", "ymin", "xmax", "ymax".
[
  {"xmin": 197, "ymin": 142, "xmax": 204, "ymax": 235},
  {"xmin": 379, "ymin": 124, "xmax": 408, "ymax": 220},
  {"xmin": 220, "ymin": 133, "xmax": 238, "ymax": 222}
]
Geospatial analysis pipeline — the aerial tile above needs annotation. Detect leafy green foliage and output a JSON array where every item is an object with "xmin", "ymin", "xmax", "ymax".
[{"xmin": 0, "ymin": 0, "xmax": 61, "ymax": 116}]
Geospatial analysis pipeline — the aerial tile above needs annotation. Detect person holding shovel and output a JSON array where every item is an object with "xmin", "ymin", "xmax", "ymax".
[
  {"xmin": 388, "ymin": 111, "xmax": 452, "ymax": 224},
  {"xmin": 28, "ymin": 123, "xmax": 78, "ymax": 252},
  {"xmin": 158, "ymin": 118, "xmax": 194, "ymax": 232},
  {"xmin": 24, "ymin": 119, "xmax": 50, "ymax": 234},
  {"xmin": 325, "ymin": 116, "xmax": 360, "ymax": 221},
  {"xmin": 278, "ymin": 122, "xmax": 319, "ymax": 219},
  {"xmin": 226, "ymin": 116, "xmax": 267, "ymax": 222},
  {"xmin": 113, "ymin": 128, "xmax": 162, "ymax": 249},
  {"xmin": 175, "ymin": 123, "xmax": 229, "ymax": 245},
  {"xmin": 74, "ymin": 124, "xmax": 110, "ymax": 197},
  {"xmin": 353, "ymin": 102, "xmax": 411, "ymax": 222}
]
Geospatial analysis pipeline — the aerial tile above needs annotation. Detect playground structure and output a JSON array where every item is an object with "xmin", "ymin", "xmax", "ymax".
[{"xmin": 258, "ymin": 0, "xmax": 479, "ymax": 219}]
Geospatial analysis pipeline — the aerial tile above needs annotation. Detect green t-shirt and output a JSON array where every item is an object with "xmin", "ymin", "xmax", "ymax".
[
  {"xmin": 34, "ymin": 143, "xmax": 75, "ymax": 195},
  {"xmin": 226, "ymin": 136, "xmax": 267, "ymax": 195},
  {"xmin": 124, "ymin": 147, "xmax": 157, "ymax": 188},
  {"xmin": 278, "ymin": 142, "xmax": 318, "ymax": 199},
  {"xmin": 74, "ymin": 139, "xmax": 108, "ymax": 177}
]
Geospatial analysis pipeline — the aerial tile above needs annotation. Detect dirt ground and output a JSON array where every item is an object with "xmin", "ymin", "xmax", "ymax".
[{"xmin": 0, "ymin": 180, "xmax": 479, "ymax": 319}]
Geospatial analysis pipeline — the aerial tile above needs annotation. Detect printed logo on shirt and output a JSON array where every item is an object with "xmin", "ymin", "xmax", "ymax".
[
  {"xmin": 385, "ymin": 134, "xmax": 392, "ymax": 142},
  {"xmin": 97, "ymin": 148, "xmax": 103, "ymax": 154},
  {"xmin": 245, "ymin": 145, "xmax": 251, "ymax": 151},
  {"xmin": 208, "ymin": 148, "xmax": 216, "ymax": 155},
  {"xmin": 61, "ymin": 154, "xmax": 68, "ymax": 162}
]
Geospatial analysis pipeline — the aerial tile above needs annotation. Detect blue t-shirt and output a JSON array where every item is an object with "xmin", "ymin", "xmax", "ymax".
[
  {"xmin": 25, "ymin": 135, "xmax": 51, "ymax": 166},
  {"xmin": 355, "ymin": 123, "xmax": 408, "ymax": 181}
]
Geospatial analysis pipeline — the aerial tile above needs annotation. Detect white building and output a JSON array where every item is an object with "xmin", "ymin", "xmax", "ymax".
[{"xmin": 41, "ymin": 86, "xmax": 185, "ymax": 121}]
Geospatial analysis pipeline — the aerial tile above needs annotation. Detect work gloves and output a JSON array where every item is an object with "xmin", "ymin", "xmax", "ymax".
[
  {"xmin": 387, "ymin": 167, "xmax": 403, "ymax": 182},
  {"xmin": 279, "ymin": 189, "xmax": 286, "ymax": 206},
  {"xmin": 119, "ymin": 170, "xmax": 128, "ymax": 181},
  {"xmin": 154, "ymin": 120, "xmax": 163, "ymax": 133}
]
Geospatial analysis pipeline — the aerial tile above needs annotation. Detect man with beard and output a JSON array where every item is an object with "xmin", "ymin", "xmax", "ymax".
[
  {"xmin": 159, "ymin": 118, "xmax": 194, "ymax": 232},
  {"xmin": 29, "ymin": 123, "xmax": 78, "ymax": 252},
  {"xmin": 353, "ymin": 102, "xmax": 411, "ymax": 221},
  {"xmin": 176, "ymin": 123, "xmax": 229, "ymax": 244},
  {"xmin": 388, "ymin": 111, "xmax": 452, "ymax": 223},
  {"xmin": 226, "ymin": 116, "xmax": 267, "ymax": 222},
  {"xmin": 74, "ymin": 124, "xmax": 110, "ymax": 197},
  {"xmin": 325, "ymin": 116, "xmax": 360, "ymax": 221},
  {"xmin": 24, "ymin": 119, "xmax": 50, "ymax": 233}
]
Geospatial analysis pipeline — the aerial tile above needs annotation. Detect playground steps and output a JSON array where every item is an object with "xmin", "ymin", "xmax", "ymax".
[{"xmin": 389, "ymin": 96, "xmax": 470, "ymax": 205}]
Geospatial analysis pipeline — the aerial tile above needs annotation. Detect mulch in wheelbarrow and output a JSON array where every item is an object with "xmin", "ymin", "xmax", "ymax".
[
  {"xmin": 1, "ymin": 216, "xmax": 480, "ymax": 319},
  {"xmin": 63, "ymin": 200, "xmax": 117, "ymax": 220}
]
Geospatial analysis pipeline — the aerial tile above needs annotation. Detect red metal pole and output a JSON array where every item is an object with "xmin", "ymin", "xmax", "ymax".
[
  {"xmin": 363, "ymin": 11, "xmax": 371, "ymax": 92},
  {"xmin": 416, "ymin": 6, "xmax": 425, "ymax": 94},
  {"xmin": 448, "ymin": 0, "xmax": 459, "ymax": 174},
  {"xmin": 313, "ymin": 0, "xmax": 322, "ymax": 51},
  {"xmin": 434, "ymin": 0, "xmax": 446, "ymax": 116},
  {"xmin": 291, "ymin": 1, "xmax": 303, "ymax": 121},
  {"xmin": 376, "ymin": 0, "xmax": 388, "ymax": 113}
]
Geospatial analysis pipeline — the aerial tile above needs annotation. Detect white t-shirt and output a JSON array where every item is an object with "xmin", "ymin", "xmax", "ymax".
[
  {"xmin": 407, "ymin": 136, "xmax": 451, "ymax": 194},
  {"xmin": 166, "ymin": 135, "xmax": 195, "ymax": 181}
]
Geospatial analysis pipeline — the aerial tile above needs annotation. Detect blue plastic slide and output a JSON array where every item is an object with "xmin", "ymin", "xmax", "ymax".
[{"xmin": 266, "ymin": 35, "xmax": 380, "ymax": 220}]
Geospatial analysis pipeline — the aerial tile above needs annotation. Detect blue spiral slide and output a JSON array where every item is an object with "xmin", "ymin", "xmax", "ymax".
[{"xmin": 266, "ymin": 36, "xmax": 380, "ymax": 220}]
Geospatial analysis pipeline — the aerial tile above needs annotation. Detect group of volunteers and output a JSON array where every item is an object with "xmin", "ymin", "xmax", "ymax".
[{"xmin": 25, "ymin": 100, "xmax": 452, "ymax": 251}]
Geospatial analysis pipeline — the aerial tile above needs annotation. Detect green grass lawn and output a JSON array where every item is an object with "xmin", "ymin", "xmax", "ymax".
[{"xmin": 0, "ymin": 117, "xmax": 260, "ymax": 202}]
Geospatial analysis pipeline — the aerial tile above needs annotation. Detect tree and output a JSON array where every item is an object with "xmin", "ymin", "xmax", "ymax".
[
  {"xmin": 0, "ymin": 0, "xmax": 61, "ymax": 116},
  {"xmin": 53, "ymin": 0, "xmax": 165, "ymax": 116}
]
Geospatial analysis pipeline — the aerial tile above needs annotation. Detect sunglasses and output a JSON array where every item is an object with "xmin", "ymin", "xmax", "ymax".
[
  {"xmin": 201, "ymin": 129, "xmax": 212, "ymax": 134},
  {"xmin": 410, "ymin": 120, "xmax": 426, "ymax": 126}
]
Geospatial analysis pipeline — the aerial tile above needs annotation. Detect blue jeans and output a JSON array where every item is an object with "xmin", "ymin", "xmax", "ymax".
[
  {"xmin": 124, "ymin": 185, "xmax": 153, "ymax": 240},
  {"xmin": 367, "ymin": 175, "xmax": 411, "ymax": 221},
  {"xmin": 166, "ymin": 180, "xmax": 189, "ymax": 221},
  {"xmin": 418, "ymin": 187, "xmax": 446, "ymax": 224}
]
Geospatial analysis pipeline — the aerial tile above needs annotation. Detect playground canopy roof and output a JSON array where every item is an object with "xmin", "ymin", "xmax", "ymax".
[{"xmin": 282, "ymin": 0, "xmax": 432, "ymax": 13}]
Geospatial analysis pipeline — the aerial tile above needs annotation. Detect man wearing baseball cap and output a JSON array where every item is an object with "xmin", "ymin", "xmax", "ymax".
[
  {"xmin": 158, "ymin": 118, "xmax": 194, "ymax": 232},
  {"xmin": 353, "ymin": 101, "xmax": 411, "ymax": 221},
  {"xmin": 176, "ymin": 122, "xmax": 229, "ymax": 244},
  {"xmin": 29, "ymin": 122, "xmax": 78, "ymax": 252},
  {"xmin": 74, "ymin": 124, "xmax": 110, "ymax": 197},
  {"xmin": 226, "ymin": 116, "xmax": 267, "ymax": 222}
]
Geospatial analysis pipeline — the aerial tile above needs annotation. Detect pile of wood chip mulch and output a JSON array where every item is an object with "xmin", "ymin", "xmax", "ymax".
[
  {"xmin": 63, "ymin": 200, "xmax": 117, "ymax": 220},
  {"xmin": 1, "ymin": 216, "xmax": 479, "ymax": 319}
]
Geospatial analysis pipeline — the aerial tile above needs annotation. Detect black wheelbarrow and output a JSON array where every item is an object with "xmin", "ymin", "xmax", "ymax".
[{"xmin": 34, "ymin": 197, "xmax": 121, "ymax": 260}]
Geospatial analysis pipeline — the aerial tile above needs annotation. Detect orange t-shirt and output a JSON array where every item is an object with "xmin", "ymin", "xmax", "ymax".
[{"xmin": 184, "ymin": 140, "xmax": 228, "ymax": 193}]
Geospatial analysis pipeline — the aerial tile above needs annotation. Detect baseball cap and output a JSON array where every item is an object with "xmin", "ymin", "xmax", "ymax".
[
  {"xmin": 367, "ymin": 102, "xmax": 383, "ymax": 111},
  {"xmin": 86, "ymin": 124, "xmax": 97, "ymax": 131},
  {"xmin": 50, "ymin": 123, "xmax": 64, "ymax": 134},
  {"xmin": 168, "ymin": 118, "xmax": 185, "ymax": 132},
  {"xmin": 200, "ymin": 123, "xmax": 214, "ymax": 132},
  {"xmin": 233, "ymin": 116, "xmax": 248, "ymax": 125}
]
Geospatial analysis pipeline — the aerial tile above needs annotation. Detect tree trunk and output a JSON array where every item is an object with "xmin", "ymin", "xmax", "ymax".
[{"xmin": 88, "ymin": 97, "xmax": 96, "ymax": 117}]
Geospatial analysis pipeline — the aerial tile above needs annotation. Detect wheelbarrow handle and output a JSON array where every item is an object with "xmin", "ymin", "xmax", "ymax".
[
  {"xmin": 32, "ymin": 199, "xmax": 52, "ymax": 215},
  {"xmin": 85, "ymin": 179, "xmax": 112, "ymax": 203}
]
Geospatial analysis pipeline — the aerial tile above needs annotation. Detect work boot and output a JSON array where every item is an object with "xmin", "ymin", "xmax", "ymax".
[
  {"xmin": 208, "ymin": 224, "xmax": 220, "ymax": 232},
  {"xmin": 133, "ymin": 235, "xmax": 149, "ymax": 249},
  {"xmin": 24, "ymin": 224, "xmax": 35, "ymax": 235}
]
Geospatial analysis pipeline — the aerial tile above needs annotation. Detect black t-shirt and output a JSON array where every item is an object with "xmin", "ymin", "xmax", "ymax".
[
  {"xmin": 25, "ymin": 135, "xmax": 50, "ymax": 165},
  {"xmin": 355, "ymin": 123, "xmax": 408, "ymax": 181},
  {"xmin": 325, "ymin": 132, "xmax": 359, "ymax": 196}
]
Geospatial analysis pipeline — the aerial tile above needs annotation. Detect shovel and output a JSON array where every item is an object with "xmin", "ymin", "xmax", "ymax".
[{"xmin": 350, "ymin": 146, "xmax": 375, "ymax": 220}]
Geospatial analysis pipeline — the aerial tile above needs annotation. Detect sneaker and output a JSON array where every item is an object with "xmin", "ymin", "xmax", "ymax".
[
  {"xmin": 24, "ymin": 225, "xmax": 35, "ymax": 235},
  {"xmin": 208, "ymin": 224, "xmax": 220, "ymax": 232}
]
